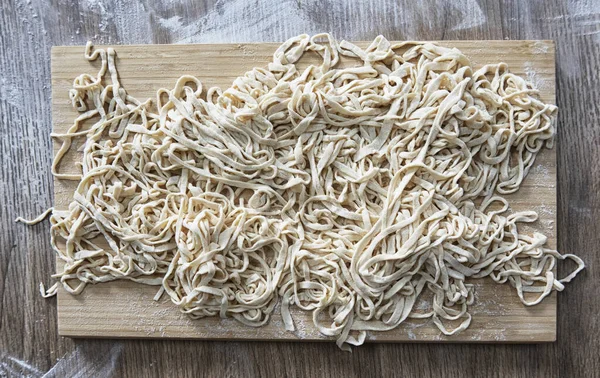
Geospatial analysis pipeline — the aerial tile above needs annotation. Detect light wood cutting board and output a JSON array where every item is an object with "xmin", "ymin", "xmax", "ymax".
[{"xmin": 50, "ymin": 40, "xmax": 557, "ymax": 342}]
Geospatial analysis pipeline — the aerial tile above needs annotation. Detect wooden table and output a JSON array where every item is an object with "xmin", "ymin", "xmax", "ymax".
[{"xmin": 1, "ymin": 1, "xmax": 598, "ymax": 377}]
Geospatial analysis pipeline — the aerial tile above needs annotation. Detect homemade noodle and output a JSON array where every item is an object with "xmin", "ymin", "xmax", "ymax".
[{"xmin": 37, "ymin": 35, "xmax": 584, "ymax": 348}]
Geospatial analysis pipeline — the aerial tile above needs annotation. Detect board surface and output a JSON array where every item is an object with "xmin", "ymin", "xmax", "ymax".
[{"xmin": 51, "ymin": 41, "xmax": 557, "ymax": 342}]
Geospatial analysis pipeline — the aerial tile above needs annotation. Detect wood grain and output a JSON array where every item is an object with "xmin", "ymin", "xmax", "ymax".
[
  {"xmin": 2, "ymin": 0, "xmax": 598, "ymax": 377},
  {"xmin": 51, "ymin": 41, "xmax": 558, "ymax": 343}
]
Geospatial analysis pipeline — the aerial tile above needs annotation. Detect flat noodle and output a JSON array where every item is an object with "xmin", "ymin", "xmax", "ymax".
[
  {"xmin": 45, "ymin": 35, "xmax": 584, "ymax": 349},
  {"xmin": 15, "ymin": 207, "xmax": 54, "ymax": 225}
]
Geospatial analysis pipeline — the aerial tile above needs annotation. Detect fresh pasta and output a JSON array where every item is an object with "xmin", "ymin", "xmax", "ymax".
[{"xmin": 43, "ymin": 34, "xmax": 584, "ymax": 349}]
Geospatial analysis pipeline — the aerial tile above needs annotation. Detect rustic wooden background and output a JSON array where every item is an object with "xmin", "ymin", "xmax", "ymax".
[{"xmin": 1, "ymin": 0, "xmax": 598, "ymax": 377}]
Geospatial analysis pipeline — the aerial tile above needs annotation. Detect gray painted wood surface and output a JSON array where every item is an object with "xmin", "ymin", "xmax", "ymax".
[{"xmin": 1, "ymin": 0, "xmax": 598, "ymax": 377}]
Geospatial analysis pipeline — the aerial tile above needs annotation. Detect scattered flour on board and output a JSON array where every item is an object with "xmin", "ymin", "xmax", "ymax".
[
  {"xmin": 527, "ymin": 163, "xmax": 557, "ymax": 221},
  {"xmin": 469, "ymin": 327, "xmax": 486, "ymax": 341},
  {"xmin": 291, "ymin": 317, "xmax": 313, "ymax": 339},
  {"xmin": 531, "ymin": 41, "xmax": 551, "ymax": 54},
  {"xmin": 403, "ymin": 321, "xmax": 428, "ymax": 341},
  {"xmin": 472, "ymin": 285, "xmax": 509, "ymax": 316},
  {"xmin": 535, "ymin": 203, "xmax": 556, "ymax": 224},
  {"xmin": 123, "ymin": 290, "xmax": 324, "ymax": 340},
  {"xmin": 523, "ymin": 61, "xmax": 550, "ymax": 92},
  {"xmin": 530, "ymin": 163, "xmax": 554, "ymax": 188},
  {"xmin": 494, "ymin": 329, "xmax": 508, "ymax": 341}
]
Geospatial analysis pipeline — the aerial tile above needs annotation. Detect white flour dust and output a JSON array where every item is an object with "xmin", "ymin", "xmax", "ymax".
[
  {"xmin": 79, "ymin": 0, "xmax": 153, "ymax": 44},
  {"xmin": 156, "ymin": 0, "xmax": 488, "ymax": 44},
  {"xmin": 0, "ymin": 78, "xmax": 25, "ymax": 111},
  {"xmin": 43, "ymin": 343, "xmax": 123, "ymax": 378},
  {"xmin": 448, "ymin": 0, "xmax": 487, "ymax": 31},
  {"xmin": 0, "ymin": 355, "xmax": 43, "ymax": 377},
  {"xmin": 157, "ymin": 0, "xmax": 317, "ymax": 43},
  {"xmin": 567, "ymin": 0, "xmax": 600, "ymax": 39},
  {"xmin": 524, "ymin": 62, "xmax": 545, "ymax": 91}
]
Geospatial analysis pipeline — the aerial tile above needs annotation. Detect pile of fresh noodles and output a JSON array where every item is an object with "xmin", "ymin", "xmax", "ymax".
[{"xmin": 42, "ymin": 34, "xmax": 584, "ymax": 349}]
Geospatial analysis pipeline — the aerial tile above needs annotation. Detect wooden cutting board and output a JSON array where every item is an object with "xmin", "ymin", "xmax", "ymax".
[{"xmin": 50, "ymin": 40, "xmax": 557, "ymax": 342}]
